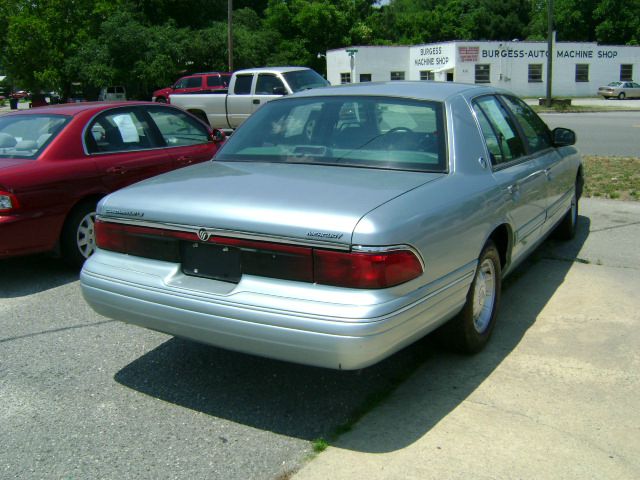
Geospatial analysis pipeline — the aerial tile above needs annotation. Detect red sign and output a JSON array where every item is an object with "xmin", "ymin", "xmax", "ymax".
[{"xmin": 458, "ymin": 46, "xmax": 479, "ymax": 62}]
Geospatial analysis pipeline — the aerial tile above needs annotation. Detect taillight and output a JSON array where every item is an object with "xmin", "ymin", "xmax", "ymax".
[
  {"xmin": 0, "ymin": 191, "xmax": 19, "ymax": 213},
  {"xmin": 95, "ymin": 220, "xmax": 423, "ymax": 288},
  {"xmin": 314, "ymin": 249, "xmax": 423, "ymax": 288},
  {"xmin": 95, "ymin": 221, "xmax": 182, "ymax": 262}
]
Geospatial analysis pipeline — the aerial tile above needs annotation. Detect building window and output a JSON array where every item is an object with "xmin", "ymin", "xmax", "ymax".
[
  {"xmin": 446, "ymin": 72, "xmax": 454, "ymax": 82},
  {"xmin": 390, "ymin": 71, "xmax": 405, "ymax": 81},
  {"xmin": 420, "ymin": 71, "xmax": 434, "ymax": 81},
  {"xmin": 359, "ymin": 74, "xmax": 372, "ymax": 82},
  {"xmin": 620, "ymin": 64, "xmax": 633, "ymax": 81},
  {"xmin": 475, "ymin": 64, "xmax": 490, "ymax": 84},
  {"xmin": 528, "ymin": 64, "xmax": 543, "ymax": 83},
  {"xmin": 575, "ymin": 64, "xmax": 589, "ymax": 82},
  {"xmin": 340, "ymin": 72, "xmax": 351, "ymax": 84}
]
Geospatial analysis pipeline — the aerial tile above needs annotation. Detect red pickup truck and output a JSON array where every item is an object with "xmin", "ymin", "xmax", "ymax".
[{"xmin": 152, "ymin": 72, "xmax": 231, "ymax": 103}]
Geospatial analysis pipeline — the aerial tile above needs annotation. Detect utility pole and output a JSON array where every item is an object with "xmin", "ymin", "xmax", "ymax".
[
  {"xmin": 546, "ymin": 0, "xmax": 554, "ymax": 107},
  {"xmin": 228, "ymin": 0, "xmax": 233, "ymax": 72}
]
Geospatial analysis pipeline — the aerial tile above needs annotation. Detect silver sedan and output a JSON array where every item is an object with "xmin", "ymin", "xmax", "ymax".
[
  {"xmin": 81, "ymin": 81, "xmax": 583, "ymax": 370},
  {"xmin": 598, "ymin": 81, "xmax": 640, "ymax": 99}
]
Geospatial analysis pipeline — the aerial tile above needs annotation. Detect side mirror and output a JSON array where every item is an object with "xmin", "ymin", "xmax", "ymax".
[
  {"xmin": 552, "ymin": 127, "xmax": 576, "ymax": 147},
  {"xmin": 272, "ymin": 86, "xmax": 287, "ymax": 96},
  {"xmin": 211, "ymin": 129, "xmax": 226, "ymax": 144}
]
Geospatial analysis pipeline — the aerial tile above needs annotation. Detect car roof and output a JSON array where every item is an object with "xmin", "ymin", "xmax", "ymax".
[
  {"xmin": 234, "ymin": 66, "xmax": 312, "ymax": 75},
  {"xmin": 3, "ymin": 101, "xmax": 156, "ymax": 117},
  {"xmin": 291, "ymin": 81, "xmax": 505, "ymax": 102}
]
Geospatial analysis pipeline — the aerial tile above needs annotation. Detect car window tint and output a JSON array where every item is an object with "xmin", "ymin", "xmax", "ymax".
[
  {"xmin": 85, "ymin": 109, "xmax": 156, "ymax": 154},
  {"xmin": 473, "ymin": 96, "xmax": 525, "ymax": 165},
  {"xmin": 473, "ymin": 105, "xmax": 503, "ymax": 165},
  {"xmin": 255, "ymin": 74, "xmax": 285, "ymax": 95},
  {"xmin": 185, "ymin": 77, "xmax": 202, "ymax": 89},
  {"xmin": 0, "ymin": 114, "xmax": 70, "ymax": 160},
  {"xmin": 234, "ymin": 75, "xmax": 253, "ymax": 95},
  {"xmin": 174, "ymin": 78, "xmax": 188, "ymax": 89},
  {"xmin": 206, "ymin": 76, "xmax": 222, "ymax": 87},
  {"xmin": 147, "ymin": 108, "xmax": 210, "ymax": 147},
  {"xmin": 217, "ymin": 95, "xmax": 447, "ymax": 173},
  {"xmin": 500, "ymin": 95, "xmax": 551, "ymax": 154}
]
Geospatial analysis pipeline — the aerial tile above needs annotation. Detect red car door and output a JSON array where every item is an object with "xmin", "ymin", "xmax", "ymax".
[{"xmin": 85, "ymin": 107, "xmax": 173, "ymax": 191}]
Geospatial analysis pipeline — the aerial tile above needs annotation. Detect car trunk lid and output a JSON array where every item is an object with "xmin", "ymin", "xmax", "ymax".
[{"xmin": 98, "ymin": 161, "xmax": 442, "ymax": 246}]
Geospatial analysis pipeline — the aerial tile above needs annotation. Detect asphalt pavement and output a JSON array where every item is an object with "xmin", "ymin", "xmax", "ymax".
[{"xmin": 293, "ymin": 198, "xmax": 640, "ymax": 480}]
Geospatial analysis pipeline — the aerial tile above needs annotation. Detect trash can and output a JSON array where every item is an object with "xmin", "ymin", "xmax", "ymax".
[{"xmin": 9, "ymin": 97, "xmax": 19, "ymax": 109}]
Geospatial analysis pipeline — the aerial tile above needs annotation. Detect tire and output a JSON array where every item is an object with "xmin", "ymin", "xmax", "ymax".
[
  {"xmin": 61, "ymin": 201, "xmax": 97, "ymax": 268},
  {"xmin": 618, "ymin": 92, "xmax": 626, "ymax": 100},
  {"xmin": 155, "ymin": 97, "xmax": 167, "ymax": 103},
  {"xmin": 554, "ymin": 187, "xmax": 578, "ymax": 241},
  {"xmin": 439, "ymin": 241, "xmax": 502, "ymax": 353}
]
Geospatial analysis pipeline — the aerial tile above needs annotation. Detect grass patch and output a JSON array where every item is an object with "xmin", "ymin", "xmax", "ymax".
[
  {"xmin": 531, "ymin": 104, "xmax": 639, "ymax": 113},
  {"xmin": 312, "ymin": 438, "xmax": 329, "ymax": 453},
  {"xmin": 582, "ymin": 156, "xmax": 640, "ymax": 201}
]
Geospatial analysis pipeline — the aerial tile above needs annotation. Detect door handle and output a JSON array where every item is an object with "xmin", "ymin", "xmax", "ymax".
[
  {"xmin": 507, "ymin": 184, "xmax": 519, "ymax": 195},
  {"xmin": 252, "ymin": 99, "xmax": 260, "ymax": 105},
  {"xmin": 106, "ymin": 166, "xmax": 126, "ymax": 174},
  {"xmin": 544, "ymin": 168, "xmax": 553, "ymax": 180}
]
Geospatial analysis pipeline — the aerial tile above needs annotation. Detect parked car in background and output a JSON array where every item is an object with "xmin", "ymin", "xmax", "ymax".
[
  {"xmin": 152, "ymin": 72, "xmax": 231, "ymax": 103},
  {"xmin": 598, "ymin": 81, "xmax": 640, "ymax": 99},
  {"xmin": 169, "ymin": 67, "xmax": 329, "ymax": 131},
  {"xmin": 81, "ymin": 82, "xmax": 583, "ymax": 370},
  {"xmin": 98, "ymin": 86, "xmax": 127, "ymax": 101},
  {"xmin": 0, "ymin": 102, "xmax": 225, "ymax": 266}
]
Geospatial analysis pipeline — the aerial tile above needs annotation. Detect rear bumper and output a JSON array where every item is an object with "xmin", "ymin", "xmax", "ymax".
[{"xmin": 81, "ymin": 250, "xmax": 474, "ymax": 369}]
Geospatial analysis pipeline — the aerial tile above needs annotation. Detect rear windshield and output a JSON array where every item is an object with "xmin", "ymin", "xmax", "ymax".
[
  {"xmin": 282, "ymin": 70, "xmax": 330, "ymax": 92},
  {"xmin": 0, "ymin": 114, "xmax": 70, "ymax": 159},
  {"xmin": 217, "ymin": 95, "xmax": 446, "ymax": 173}
]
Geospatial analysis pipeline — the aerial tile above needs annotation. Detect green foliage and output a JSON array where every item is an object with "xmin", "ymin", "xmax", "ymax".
[{"xmin": 0, "ymin": 0, "xmax": 638, "ymax": 98}]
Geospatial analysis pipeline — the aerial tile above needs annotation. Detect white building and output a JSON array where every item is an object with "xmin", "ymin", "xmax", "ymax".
[{"xmin": 326, "ymin": 41, "xmax": 640, "ymax": 97}]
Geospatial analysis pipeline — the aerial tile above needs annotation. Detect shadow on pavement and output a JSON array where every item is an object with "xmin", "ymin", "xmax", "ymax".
[
  {"xmin": 0, "ymin": 254, "xmax": 79, "ymax": 298},
  {"xmin": 114, "ymin": 217, "xmax": 590, "ymax": 451}
]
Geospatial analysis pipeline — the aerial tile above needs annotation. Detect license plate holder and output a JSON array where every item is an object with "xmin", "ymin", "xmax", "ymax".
[{"xmin": 181, "ymin": 242, "xmax": 242, "ymax": 283}]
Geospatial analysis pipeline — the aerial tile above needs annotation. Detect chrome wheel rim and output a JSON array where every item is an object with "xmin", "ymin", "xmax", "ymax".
[
  {"xmin": 76, "ymin": 212, "xmax": 96, "ymax": 259},
  {"xmin": 472, "ymin": 258, "xmax": 496, "ymax": 333}
]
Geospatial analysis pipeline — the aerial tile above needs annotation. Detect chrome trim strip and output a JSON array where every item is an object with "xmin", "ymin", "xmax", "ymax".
[
  {"xmin": 352, "ymin": 244, "xmax": 426, "ymax": 270},
  {"xmin": 96, "ymin": 216, "xmax": 352, "ymax": 250}
]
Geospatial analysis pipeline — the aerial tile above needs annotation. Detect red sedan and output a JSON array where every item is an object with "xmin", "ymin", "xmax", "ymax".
[{"xmin": 0, "ymin": 101, "xmax": 225, "ymax": 266}]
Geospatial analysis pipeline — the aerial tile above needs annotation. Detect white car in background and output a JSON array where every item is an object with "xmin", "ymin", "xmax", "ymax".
[{"xmin": 98, "ymin": 86, "xmax": 127, "ymax": 101}]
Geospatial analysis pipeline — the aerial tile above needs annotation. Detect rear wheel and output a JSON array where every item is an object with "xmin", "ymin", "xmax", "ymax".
[
  {"xmin": 554, "ymin": 185, "xmax": 579, "ymax": 241},
  {"xmin": 439, "ymin": 241, "xmax": 501, "ymax": 353},
  {"xmin": 61, "ymin": 201, "xmax": 97, "ymax": 268}
]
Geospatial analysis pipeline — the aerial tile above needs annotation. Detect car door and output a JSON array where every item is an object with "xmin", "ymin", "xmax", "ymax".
[
  {"xmin": 85, "ymin": 106, "xmax": 173, "ymax": 192},
  {"xmin": 498, "ymin": 95, "xmax": 574, "ymax": 231},
  {"xmin": 252, "ymin": 73, "xmax": 286, "ymax": 114},
  {"xmin": 226, "ymin": 73, "xmax": 255, "ymax": 128},
  {"xmin": 145, "ymin": 105, "xmax": 218, "ymax": 168},
  {"xmin": 472, "ymin": 95, "xmax": 548, "ymax": 260},
  {"xmin": 629, "ymin": 82, "xmax": 640, "ymax": 98}
]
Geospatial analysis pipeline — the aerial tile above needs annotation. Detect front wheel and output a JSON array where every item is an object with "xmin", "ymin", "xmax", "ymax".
[
  {"xmin": 155, "ymin": 97, "xmax": 167, "ymax": 103},
  {"xmin": 439, "ymin": 241, "xmax": 502, "ymax": 353},
  {"xmin": 618, "ymin": 92, "xmax": 626, "ymax": 100},
  {"xmin": 61, "ymin": 201, "xmax": 97, "ymax": 268}
]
